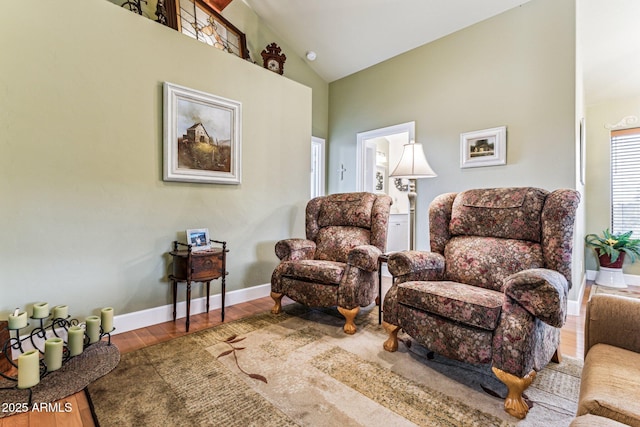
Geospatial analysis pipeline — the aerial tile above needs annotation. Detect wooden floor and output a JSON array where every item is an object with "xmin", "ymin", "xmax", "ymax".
[{"xmin": 1, "ymin": 283, "xmax": 590, "ymax": 427}]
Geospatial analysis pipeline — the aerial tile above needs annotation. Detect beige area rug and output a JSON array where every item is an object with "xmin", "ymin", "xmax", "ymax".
[{"xmin": 87, "ymin": 305, "xmax": 582, "ymax": 426}]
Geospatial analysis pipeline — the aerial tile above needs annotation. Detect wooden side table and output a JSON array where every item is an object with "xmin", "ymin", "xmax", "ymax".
[{"xmin": 169, "ymin": 240, "xmax": 228, "ymax": 332}]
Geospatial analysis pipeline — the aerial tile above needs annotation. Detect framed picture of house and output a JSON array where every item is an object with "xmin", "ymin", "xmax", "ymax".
[
  {"xmin": 174, "ymin": 0, "xmax": 248, "ymax": 60},
  {"xmin": 186, "ymin": 228, "xmax": 211, "ymax": 250},
  {"xmin": 460, "ymin": 126, "xmax": 507, "ymax": 168},
  {"xmin": 163, "ymin": 82, "xmax": 242, "ymax": 184}
]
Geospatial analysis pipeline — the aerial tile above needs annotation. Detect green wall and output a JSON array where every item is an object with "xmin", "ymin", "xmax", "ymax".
[
  {"xmin": 0, "ymin": 0, "xmax": 316, "ymax": 320},
  {"xmin": 586, "ymin": 95, "xmax": 640, "ymax": 275},
  {"xmin": 106, "ymin": 0, "xmax": 330, "ymax": 139},
  {"xmin": 328, "ymin": 0, "xmax": 582, "ymax": 298}
]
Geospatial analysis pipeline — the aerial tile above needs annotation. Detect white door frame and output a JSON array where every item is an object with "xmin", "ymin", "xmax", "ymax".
[
  {"xmin": 355, "ymin": 122, "xmax": 415, "ymax": 191},
  {"xmin": 311, "ymin": 136, "xmax": 326, "ymax": 198}
]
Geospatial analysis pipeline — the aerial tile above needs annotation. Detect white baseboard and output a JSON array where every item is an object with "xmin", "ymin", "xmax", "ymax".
[
  {"xmin": 112, "ymin": 283, "xmax": 271, "ymax": 335},
  {"xmin": 567, "ymin": 275, "xmax": 586, "ymax": 317}
]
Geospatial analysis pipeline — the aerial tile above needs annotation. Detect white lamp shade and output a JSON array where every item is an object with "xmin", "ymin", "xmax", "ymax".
[{"xmin": 390, "ymin": 141, "xmax": 437, "ymax": 178}]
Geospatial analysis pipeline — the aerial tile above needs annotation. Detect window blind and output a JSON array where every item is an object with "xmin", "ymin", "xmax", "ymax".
[{"xmin": 611, "ymin": 127, "xmax": 640, "ymax": 235}]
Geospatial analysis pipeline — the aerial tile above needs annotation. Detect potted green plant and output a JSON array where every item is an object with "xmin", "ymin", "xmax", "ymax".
[{"xmin": 585, "ymin": 228, "xmax": 640, "ymax": 268}]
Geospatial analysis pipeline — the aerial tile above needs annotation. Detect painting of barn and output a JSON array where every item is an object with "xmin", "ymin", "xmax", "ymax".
[
  {"xmin": 163, "ymin": 82, "xmax": 241, "ymax": 184},
  {"xmin": 176, "ymin": 99, "xmax": 233, "ymax": 173}
]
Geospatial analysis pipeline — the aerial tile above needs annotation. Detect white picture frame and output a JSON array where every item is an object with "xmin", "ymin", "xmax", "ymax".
[
  {"xmin": 186, "ymin": 228, "xmax": 211, "ymax": 251},
  {"xmin": 163, "ymin": 82, "xmax": 242, "ymax": 184},
  {"xmin": 460, "ymin": 126, "xmax": 507, "ymax": 168}
]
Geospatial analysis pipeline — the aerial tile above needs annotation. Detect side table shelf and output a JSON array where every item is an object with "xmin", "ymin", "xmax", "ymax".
[{"xmin": 169, "ymin": 240, "xmax": 228, "ymax": 332}]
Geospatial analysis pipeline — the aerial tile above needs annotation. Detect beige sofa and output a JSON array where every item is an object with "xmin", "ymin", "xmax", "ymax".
[{"xmin": 571, "ymin": 293, "xmax": 640, "ymax": 427}]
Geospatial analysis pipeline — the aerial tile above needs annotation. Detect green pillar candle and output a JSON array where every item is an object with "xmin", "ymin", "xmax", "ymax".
[
  {"xmin": 101, "ymin": 307, "xmax": 114, "ymax": 333},
  {"xmin": 68, "ymin": 325, "xmax": 85, "ymax": 356},
  {"xmin": 33, "ymin": 302, "xmax": 49, "ymax": 319},
  {"xmin": 8, "ymin": 311, "xmax": 27, "ymax": 329},
  {"xmin": 85, "ymin": 316, "xmax": 101, "ymax": 344},
  {"xmin": 52, "ymin": 305, "xmax": 68, "ymax": 319},
  {"xmin": 17, "ymin": 350, "xmax": 40, "ymax": 389},
  {"xmin": 44, "ymin": 338, "xmax": 63, "ymax": 372}
]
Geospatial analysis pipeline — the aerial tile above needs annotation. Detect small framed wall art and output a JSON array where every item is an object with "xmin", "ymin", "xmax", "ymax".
[
  {"xmin": 460, "ymin": 126, "xmax": 507, "ymax": 168},
  {"xmin": 163, "ymin": 82, "xmax": 242, "ymax": 184},
  {"xmin": 186, "ymin": 228, "xmax": 210, "ymax": 250}
]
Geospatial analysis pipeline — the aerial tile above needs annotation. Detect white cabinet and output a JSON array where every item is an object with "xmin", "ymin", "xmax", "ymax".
[{"xmin": 386, "ymin": 213, "xmax": 409, "ymax": 253}]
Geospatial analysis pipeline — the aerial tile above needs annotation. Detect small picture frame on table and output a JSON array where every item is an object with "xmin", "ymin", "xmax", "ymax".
[{"xmin": 186, "ymin": 228, "xmax": 211, "ymax": 251}]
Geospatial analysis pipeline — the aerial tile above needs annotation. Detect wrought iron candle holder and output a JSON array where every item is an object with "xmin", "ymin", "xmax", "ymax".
[{"xmin": 1, "ymin": 308, "xmax": 114, "ymax": 405}]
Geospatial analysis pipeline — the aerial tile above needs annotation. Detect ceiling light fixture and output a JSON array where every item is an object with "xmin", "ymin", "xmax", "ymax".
[{"xmin": 305, "ymin": 51, "xmax": 317, "ymax": 61}]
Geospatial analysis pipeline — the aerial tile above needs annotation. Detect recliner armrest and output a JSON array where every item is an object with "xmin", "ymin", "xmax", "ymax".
[
  {"xmin": 347, "ymin": 245, "xmax": 381, "ymax": 272},
  {"xmin": 585, "ymin": 294, "xmax": 640, "ymax": 357},
  {"xmin": 387, "ymin": 251, "xmax": 445, "ymax": 282},
  {"xmin": 503, "ymin": 268, "xmax": 568, "ymax": 327},
  {"xmin": 275, "ymin": 238, "xmax": 316, "ymax": 261}
]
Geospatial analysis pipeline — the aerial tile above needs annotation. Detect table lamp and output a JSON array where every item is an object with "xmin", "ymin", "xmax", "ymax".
[{"xmin": 389, "ymin": 140, "xmax": 437, "ymax": 250}]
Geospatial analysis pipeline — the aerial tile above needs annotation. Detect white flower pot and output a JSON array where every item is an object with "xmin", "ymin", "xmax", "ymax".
[{"xmin": 595, "ymin": 266, "xmax": 627, "ymax": 288}]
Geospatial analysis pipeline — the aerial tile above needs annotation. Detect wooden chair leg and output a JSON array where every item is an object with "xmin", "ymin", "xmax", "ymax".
[
  {"xmin": 270, "ymin": 292, "xmax": 283, "ymax": 314},
  {"xmin": 492, "ymin": 367, "xmax": 536, "ymax": 419},
  {"xmin": 382, "ymin": 321, "xmax": 400, "ymax": 352},
  {"xmin": 551, "ymin": 347, "xmax": 562, "ymax": 363},
  {"xmin": 337, "ymin": 306, "xmax": 359, "ymax": 334}
]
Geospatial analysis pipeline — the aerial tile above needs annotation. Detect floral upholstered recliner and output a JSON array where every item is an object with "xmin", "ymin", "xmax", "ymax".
[
  {"xmin": 271, "ymin": 192, "xmax": 392, "ymax": 334},
  {"xmin": 382, "ymin": 187, "xmax": 580, "ymax": 419}
]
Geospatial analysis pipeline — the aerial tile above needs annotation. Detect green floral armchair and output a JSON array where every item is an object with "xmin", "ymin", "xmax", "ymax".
[
  {"xmin": 382, "ymin": 187, "xmax": 580, "ymax": 419},
  {"xmin": 271, "ymin": 192, "xmax": 392, "ymax": 334}
]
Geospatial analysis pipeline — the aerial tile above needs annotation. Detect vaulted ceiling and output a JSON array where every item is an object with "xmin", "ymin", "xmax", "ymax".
[
  {"xmin": 237, "ymin": 0, "xmax": 640, "ymax": 106},
  {"xmin": 242, "ymin": 0, "xmax": 532, "ymax": 83}
]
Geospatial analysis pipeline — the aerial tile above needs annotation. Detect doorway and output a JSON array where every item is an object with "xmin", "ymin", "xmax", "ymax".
[
  {"xmin": 356, "ymin": 122, "xmax": 414, "ymax": 253},
  {"xmin": 356, "ymin": 122, "xmax": 414, "ymax": 213},
  {"xmin": 311, "ymin": 136, "xmax": 325, "ymax": 198}
]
